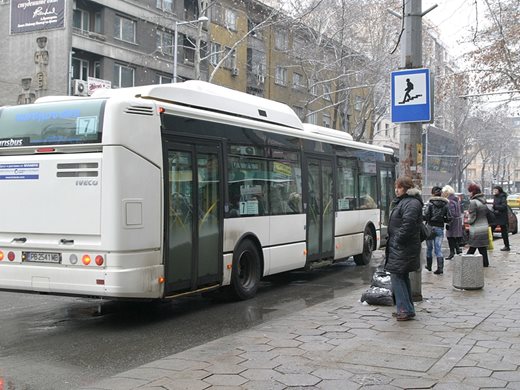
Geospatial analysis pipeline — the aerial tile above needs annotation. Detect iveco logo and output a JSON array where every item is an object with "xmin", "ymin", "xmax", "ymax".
[{"xmin": 76, "ymin": 179, "xmax": 98, "ymax": 186}]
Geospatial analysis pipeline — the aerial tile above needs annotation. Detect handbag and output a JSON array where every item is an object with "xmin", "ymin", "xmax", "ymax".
[
  {"xmin": 486, "ymin": 207, "xmax": 496, "ymax": 225},
  {"xmin": 420, "ymin": 222, "xmax": 434, "ymax": 242},
  {"xmin": 487, "ymin": 226, "xmax": 494, "ymax": 250}
]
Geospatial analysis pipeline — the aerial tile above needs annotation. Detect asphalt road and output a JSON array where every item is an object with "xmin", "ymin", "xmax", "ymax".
[{"xmin": 0, "ymin": 256, "xmax": 379, "ymax": 390}]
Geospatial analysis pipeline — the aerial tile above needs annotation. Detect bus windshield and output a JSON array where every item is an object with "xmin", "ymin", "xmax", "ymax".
[{"xmin": 0, "ymin": 99, "xmax": 105, "ymax": 147}]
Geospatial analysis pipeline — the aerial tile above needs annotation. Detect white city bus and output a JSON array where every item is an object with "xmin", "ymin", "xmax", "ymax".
[{"xmin": 0, "ymin": 81, "xmax": 395, "ymax": 300}]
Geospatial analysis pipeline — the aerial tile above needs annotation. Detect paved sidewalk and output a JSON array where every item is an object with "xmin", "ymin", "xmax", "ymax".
[{"xmin": 84, "ymin": 236, "xmax": 520, "ymax": 390}]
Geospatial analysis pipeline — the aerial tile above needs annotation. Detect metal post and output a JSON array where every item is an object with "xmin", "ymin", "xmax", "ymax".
[
  {"xmin": 397, "ymin": 0, "xmax": 436, "ymax": 302},
  {"xmin": 173, "ymin": 21, "xmax": 179, "ymax": 83}
]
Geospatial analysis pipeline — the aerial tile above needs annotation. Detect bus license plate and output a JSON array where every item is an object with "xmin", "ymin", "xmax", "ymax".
[{"xmin": 23, "ymin": 252, "xmax": 61, "ymax": 264}]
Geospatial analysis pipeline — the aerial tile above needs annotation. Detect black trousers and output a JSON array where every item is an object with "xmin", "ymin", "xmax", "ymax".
[
  {"xmin": 447, "ymin": 237, "xmax": 462, "ymax": 254},
  {"xmin": 498, "ymin": 224, "xmax": 510, "ymax": 248}
]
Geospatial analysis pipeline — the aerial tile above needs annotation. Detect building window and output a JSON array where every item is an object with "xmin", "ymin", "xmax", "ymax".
[
  {"xmin": 293, "ymin": 106, "xmax": 303, "ymax": 120},
  {"xmin": 212, "ymin": 5, "xmax": 237, "ymax": 31},
  {"xmin": 323, "ymin": 84, "xmax": 332, "ymax": 101},
  {"xmin": 114, "ymin": 15, "xmax": 136, "ymax": 43},
  {"xmin": 156, "ymin": 0, "xmax": 174, "ymax": 12},
  {"xmin": 182, "ymin": 35, "xmax": 196, "ymax": 63},
  {"xmin": 157, "ymin": 30, "xmax": 173, "ymax": 56},
  {"xmin": 248, "ymin": 20, "xmax": 262, "ymax": 39},
  {"xmin": 323, "ymin": 114, "xmax": 331, "ymax": 128},
  {"xmin": 307, "ymin": 112, "xmax": 317, "ymax": 125},
  {"xmin": 384, "ymin": 123, "xmax": 389, "ymax": 136},
  {"xmin": 225, "ymin": 8, "xmax": 237, "ymax": 30},
  {"xmin": 275, "ymin": 66, "xmax": 287, "ymax": 86},
  {"xmin": 93, "ymin": 61, "xmax": 101, "ymax": 78},
  {"xmin": 114, "ymin": 64, "xmax": 134, "ymax": 88},
  {"xmin": 72, "ymin": 58, "xmax": 89, "ymax": 81},
  {"xmin": 275, "ymin": 29, "xmax": 288, "ymax": 50},
  {"xmin": 309, "ymin": 80, "xmax": 317, "ymax": 96},
  {"xmin": 94, "ymin": 12, "xmax": 102, "ymax": 33},
  {"xmin": 210, "ymin": 42, "xmax": 221, "ymax": 66},
  {"xmin": 222, "ymin": 47, "xmax": 236, "ymax": 69},
  {"xmin": 73, "ymin": 9, "xmax": 90, "ymax": 32},
  {"xmin": 292, "ymin": 72, "xmax": 303, "ymax": 90},
  {"xmin": 355, "ymin": 96, "xmax": 363, "ymax": 111},
  {"xmin": 155, "ymin": 74, "xmax": 172, "ymax": 84}
]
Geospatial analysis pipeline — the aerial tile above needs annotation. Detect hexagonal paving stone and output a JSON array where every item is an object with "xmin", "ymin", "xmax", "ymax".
[
  {"xmin": 203, "ymin": 374, "xmax": 248, "ymax": 386},
  {"xmin": 143, "ymin": 377, "xmax": 210, "ymax": 390},
  {"xmin": 204, "ymin": 363, "xmax": 247, "ymax": 375},
  {"xmin": 311, "ymin": 368, "xmax": 353, "ymax": 380},
  {"xmin": 275, "ymin": 373, "xmax": 321, "ymax": 386}
]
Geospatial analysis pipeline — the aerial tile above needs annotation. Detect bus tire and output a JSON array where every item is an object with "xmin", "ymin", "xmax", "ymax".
[
  {"xmin": 353, "ymin": 228, "xmax": 374, "ymax": 266},
  {"xmin": 230, "ymin": 239, "xmax": 261, "ymax": 300}
]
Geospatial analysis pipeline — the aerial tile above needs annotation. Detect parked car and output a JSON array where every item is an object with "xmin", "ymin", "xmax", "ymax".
[
  {"xmin": 508, "ymin": 193, "xmax": 520, "ymax": 209},
  {"xmin": 463, "ymin": 200, "xmax": 518, "ymax": 236}
]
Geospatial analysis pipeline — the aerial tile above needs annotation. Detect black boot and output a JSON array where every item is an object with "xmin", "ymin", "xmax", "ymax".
[
  {"xmin": 425, "ymin": 257, "xmax": 432, "ymax": 271},
  {"xmin": 456, "ymin": 237, "xmax": 463, "ymax": 254},
  {"xmin": 434, "ymin": 257, "xmax": 444, "ymax": 274}
]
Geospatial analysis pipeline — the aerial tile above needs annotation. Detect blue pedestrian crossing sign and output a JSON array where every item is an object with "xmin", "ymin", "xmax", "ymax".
[{"xmin": 391, "ymin": 68, "xmax": 431, "ymax": 123}]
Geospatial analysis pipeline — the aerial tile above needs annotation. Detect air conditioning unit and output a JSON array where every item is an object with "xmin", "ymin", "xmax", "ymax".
[
  {"xmin": 72, "ymin": 79, "xmax": 88, "ymax": 96},
  {"xmin": 231, "ymin": 67, "xmax": 239, "ymax": 77}
]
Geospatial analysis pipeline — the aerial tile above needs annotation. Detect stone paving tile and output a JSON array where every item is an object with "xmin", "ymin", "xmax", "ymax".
[
  {"xmin": 203, "ymin": 374, "xmax": 248, "ymax": 386},
  {"xmin": 311, "ymin": 367, "xmax": 353, "ymax": 380},
  {"xmin": 240, "ymin": 380, "xmax": 285, "ymax": 390},
  {"xmin": 274, "ymin": 372, "xmax": 321, "ymax": 386},
  {"xmin": 316, "ymin": 379, "xmax": 361, "ymax": 390},
  {"xmin": 463, "ymin": 375, "xmax": 508, "ymax": 388},
  {"xmin": 492, "ymin": 370, "xmax": 520, "ymax": 381},
  {"xmin": 390, "ymin": 377, "xmax": 437, "ymax": 389},
  {"xmin": 140, "ymin": 377, "xmax": 210, "ymax": 390},
  {"xmin": 204, "ymin": 363, "xmax": 247, "ymax": 375}
]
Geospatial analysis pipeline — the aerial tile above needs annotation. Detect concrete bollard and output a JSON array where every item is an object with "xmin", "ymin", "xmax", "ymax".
[{"xmin": 452, "ymin": 254, "xmax": 484, "ymax": 290}]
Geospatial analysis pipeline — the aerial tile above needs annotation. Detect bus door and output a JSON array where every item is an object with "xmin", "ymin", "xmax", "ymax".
[
  {"xmin": 377, "ymin": 163, "xmax": 395, "ymax": 246},
  {"xmin": 305, "ymin": 156, "xmax": 335, "ymax": 262},
  {"xmin": 164, "ymin": 139, "xmax": 223, "ymax": 296}
]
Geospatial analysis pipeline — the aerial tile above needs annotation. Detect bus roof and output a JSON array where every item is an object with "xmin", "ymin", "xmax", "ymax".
[{"xmin": 91, "ymin": 80, "xmax": 304, "ymax": 131}]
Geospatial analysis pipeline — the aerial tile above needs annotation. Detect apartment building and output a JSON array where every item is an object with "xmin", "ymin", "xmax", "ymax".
[{"xmin": 1, "ymin": 0, "xmax": 372, "ymax": 133}]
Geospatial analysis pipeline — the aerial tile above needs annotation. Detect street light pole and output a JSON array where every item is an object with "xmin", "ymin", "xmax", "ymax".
[{"xmin": 173, "ymin": 16, "xmax": 208, "ymax": 83}]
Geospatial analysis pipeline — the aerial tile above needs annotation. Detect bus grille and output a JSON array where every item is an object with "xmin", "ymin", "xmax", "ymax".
[{"xmin": 124, "ymin": 105, "xmax": 154, "ymax": 116}]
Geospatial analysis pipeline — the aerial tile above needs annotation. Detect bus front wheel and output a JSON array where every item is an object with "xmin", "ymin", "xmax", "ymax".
[
  {"xmin": 353, "ymin": 228, "xmax": 374, "ymax": 266},
  {"xmin": 230, "ymin": 239, "xmax": 261, "ymax": 300}
]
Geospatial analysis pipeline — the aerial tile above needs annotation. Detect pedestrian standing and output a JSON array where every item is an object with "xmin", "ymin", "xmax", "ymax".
[
  {"xmin": 423, "ymin": 186, "xmax": 452, "ymax": 274},
  {"xmin": 442, "ymin": 185, "xmax": 463, "ymax": 259},
  {"xmin": 385, "ymin": 176, "xmax": 422, "ymax": 321},
  {"xmin": 492, "ymin": 185, "xmax": 510, "ymax": 251},
  {"xmin": 466, "ymin": 183, "xmax": 490, "ymax": 267}
]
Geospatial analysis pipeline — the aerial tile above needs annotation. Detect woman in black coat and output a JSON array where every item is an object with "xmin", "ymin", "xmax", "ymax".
[
  {"xmin": 385, "ymin": 176, "xmax": 423, "ymax": 321},
  {"xmin": 492, "ymin": 185, "xmax": 510, "ymax": 251}
]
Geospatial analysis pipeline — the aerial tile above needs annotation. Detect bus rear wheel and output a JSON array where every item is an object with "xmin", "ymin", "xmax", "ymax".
[
  {"xmin": 353, "ymin": 228, "xmax": 374, "ymax": 266},
  {"xmin": 230, "ymin": 239, "xmax": 261, "ymax": 300}
]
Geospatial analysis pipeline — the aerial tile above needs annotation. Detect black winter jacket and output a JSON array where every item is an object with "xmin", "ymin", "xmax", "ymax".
[
  {"xmin": 385, "ymin": 188, "xmax": 423, "ymax": 274},
  {"xmin": 423, "ymin": 196, "xmax": 452, "ymax": 227},
  {"xmin": 492, "ymin": 192, "xmax": 508, "ymax": 226}
]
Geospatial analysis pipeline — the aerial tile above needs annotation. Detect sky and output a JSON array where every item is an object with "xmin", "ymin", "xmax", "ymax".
[{"xmin": 422, "ymin": 0, "xmax": 480, "ymax": 54}]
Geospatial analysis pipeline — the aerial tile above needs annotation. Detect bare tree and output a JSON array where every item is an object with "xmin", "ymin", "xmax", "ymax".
[{"xmin": 466, "ymin": 0, "xmax": 520, "ymax": 93}]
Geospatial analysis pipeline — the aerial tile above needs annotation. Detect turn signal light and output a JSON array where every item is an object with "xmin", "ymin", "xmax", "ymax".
[
  {"xmin": 7, "ymin": 252, "xmax": 15, "ymax": 261},
  {"xmin": 0, "ymin": 251, "xmax": 4, "ymax": 261},
  {"xmin": 82, "ymin": 255, "xmax": 91, "ymax": 265},
  {"xmin": 95, "ymin": 255, "xmax": 104, "ymax": 266}
]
